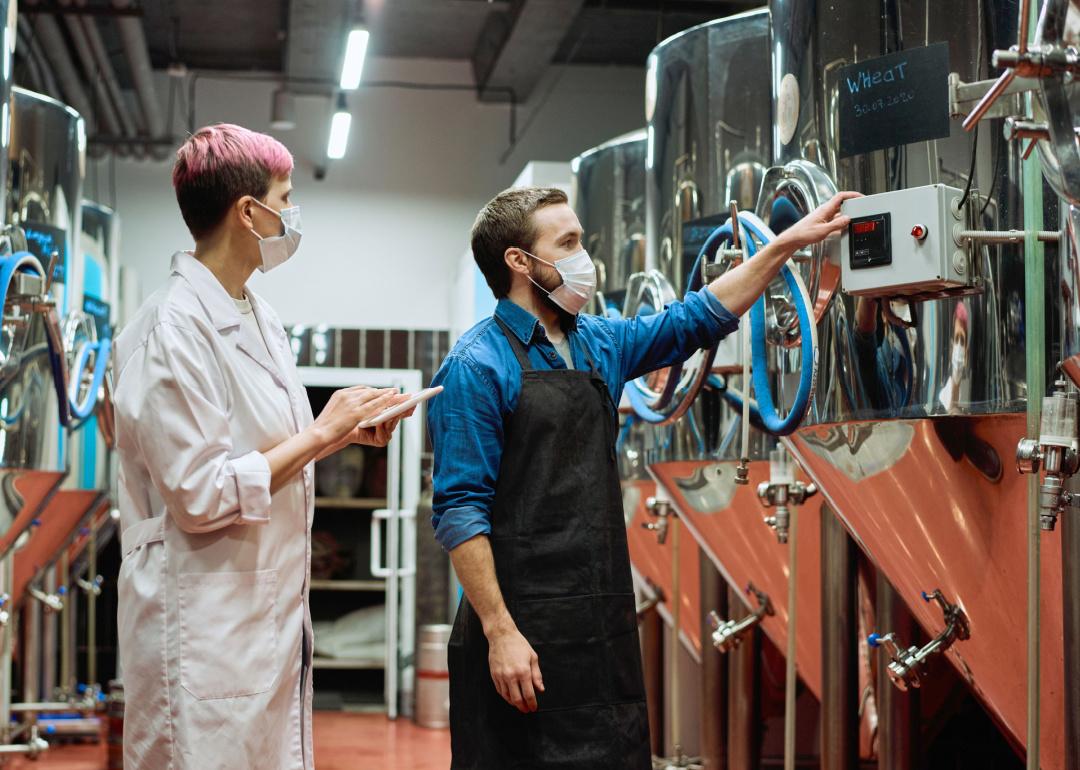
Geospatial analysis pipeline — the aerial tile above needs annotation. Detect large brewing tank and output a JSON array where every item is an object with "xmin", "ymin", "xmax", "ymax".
[
  {"xmin": 0, "ymin": 87, "xmax": 84, "ymax": 559},
  {"xmin": 633, "ymin": 9, "xmax": 852, "ymax": 744},
  {"xmin": 629, "ymin": 9, "xmax": 773, "ymax": 437},
  {"xmin": 9, "ymin": 87, "xmax": 85, "ymax": 316},
  {"xmin": 766, "ymin": 0, "xmax": 1065, "ymax": 763},
  {"xmin": 570, "ymin": 130, "xmax": 647, "ymax": 315},
  {"xmin": 0, "ymin": 1, "xmax": 16, "ymax": 218},
  {"xmin": 74, "ymin": 200, "xmax": 117, "ymax": 491}
]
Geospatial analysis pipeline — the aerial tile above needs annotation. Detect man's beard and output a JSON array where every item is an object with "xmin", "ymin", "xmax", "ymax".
[{"xmin": 529, "ymin": 266, "xmax": 575, "ymax": 329}]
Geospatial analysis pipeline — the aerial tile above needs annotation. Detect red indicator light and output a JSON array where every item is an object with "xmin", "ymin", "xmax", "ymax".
[
  {"xmin": 853, "ymin": 221, "xmax": 877, "ymax": 234},
  {"xmin": 910, "ymin": 224, "xmax": 927, "ymax": 241}
]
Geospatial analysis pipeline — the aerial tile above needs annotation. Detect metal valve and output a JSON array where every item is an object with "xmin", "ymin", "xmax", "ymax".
[
  {"xmin": 653, "ymin": 746, "xmax": 703, "ymax": 770},
  {"xmin": 29, "ymin": 585, "xmax": 65, "ymax": 613},
  {"xmin": 642, "ymin": 498, "xmax": 673, "ymax": 545},
  {"xmin": 706, "ymin": 584, "xmax": 773, "ymax": 653},
  {"xmin": 868, "ymin": 589, "xmax": 970, "ymax": 691},
  {"xmin": 77, "ymin": 575, "xmax": 104, "ymax": 596},
  {"xmin": 756, "ymin": 447, "xmax": 816, "ymax": 543},
  {"xmin": 733, "ymin": 459, "xmax": 750, "ymax": 486},
  {"xmin": 1016, "ymin": 378, "xmax": 1080, "ymax": 531}
]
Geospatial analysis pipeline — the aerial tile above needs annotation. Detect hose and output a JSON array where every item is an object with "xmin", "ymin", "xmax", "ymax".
[
  {"xmin": 702, "ymin": 213, "xmax": 819, "ymax": 436},
  {"xmin": 67, "ymin": 336, "xmax": 112, "ymax": 425},
  {"xmin": 0, "ymin": 252, "xmax": 70, "ymax": 427}
]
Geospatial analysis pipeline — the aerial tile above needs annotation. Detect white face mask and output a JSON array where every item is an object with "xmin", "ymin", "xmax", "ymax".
[
  {"xmin": 950, "ymin": 342, "xmax": 965, "ymax": 381},
  {"xmin": 250, "ymin": 198, "xmax": 302, "ymax": 273},
  {"xmin": 522, "ymin": 248, "xmax": 597, "ymax": 315}
]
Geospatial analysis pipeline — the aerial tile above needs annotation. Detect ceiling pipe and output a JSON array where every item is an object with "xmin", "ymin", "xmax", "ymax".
[
  {"xmin": 74, "ymin": 0, "xmax": 139, "ymax": 140},
  {"xmin": 29, "ymin": 13, "xmax": 95, "ymax": 132},
  {"xmin": 16, "ymin": 15, "xmax": 60, "ymax": 100},
  {"xmin": 57, "ymin": 0, "xmax": 121, "ymax": 157},
  {"xmin": 111, "ymin": 0, "xmax": 169, "ymax": 160},
  {"xmin": 15, "ymin": 25, "xmax": 46, "ymax": 93}
]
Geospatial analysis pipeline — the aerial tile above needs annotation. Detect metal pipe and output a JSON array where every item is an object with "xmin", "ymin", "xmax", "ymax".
[
  {"xmin": 17, "ymin": 16, "xmax": 61, "ymax": 100},
  {"xmin": 642, "ymin": 603, "xmax": 665, "ymax": 756},
  {"xmin": 15, "ymin": 27, "xmax": 46, "ymax": 93},
  {"xmin": 958, "ymin": 229, "xmax": 1060, "ymax": 243},
  {"xmin": 726, "ymin": 584, "xmax": 759, "ymax": 770},
  {"xmin": 24, "ymin": 583, "xmax": 42, "ymax": 719},
  {"xmin": 58, "ymin": 3, "xmax": 120, "ymax": 139},
  {"xmin": 88, "ymin": 529, "xmax": 98, "ymax": 687},
  {"xmin": 1022, "ymin": 33, "xmax": 1045, "ymax": 764},
  {"xmin": 9, "ymin": 701, "xmax": 93, "ymax": 712},
  {"xmin": 700, "ymin": 552, "xmax": 727, "ymax": 770},
  {"xmin": 59, "ymin": 559, "xmax": 72, "ymax": 696},
  {"xmin": 669, "ymin": 515, "xmax": 682, "ymax": 754},
  {"xmin": 76, "ymin": 2, "xmax": 139, "ymax": 141},
  {"xmin": 875, "ymin": 573, "xmax": 920, "ymax": 770},
  {"xmin": 42, "ymin": 571, "xmax": 57, "ymax": 700},
  {"xmin": 1064, "ymin": 476, "xmax": 1080, "ymax": 770},
  {"xmin": 820, "ymin": 505, "xmax": 857, "ymax": 770},
  {"xmin": 111, "ymin": 0, "xmax": 169, "ymax": 159},
  {"xmin": 783, "ymin": 506, "xmax": 798, "ymax": 770},
  {"xmin": 30, "ymin": 14, "xmax": 95, "ymax": 129},
  {"xmin": 0, "ymin": 556, "xmax": 13, "ymax": 743}
]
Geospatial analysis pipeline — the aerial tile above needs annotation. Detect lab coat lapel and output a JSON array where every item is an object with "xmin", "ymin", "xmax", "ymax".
[
  {"xmin": 234, "ymin": 318, "xmax": 289, "ymax": 393},
  {"xmin": 248, "ymin": 291, "xmax": 306, "ymax": 434}
]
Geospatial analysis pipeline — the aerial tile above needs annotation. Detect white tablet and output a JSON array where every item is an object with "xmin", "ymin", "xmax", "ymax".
[{"xmin": 358, "ymin": 386, "xmax": 444, "ymax": 429}]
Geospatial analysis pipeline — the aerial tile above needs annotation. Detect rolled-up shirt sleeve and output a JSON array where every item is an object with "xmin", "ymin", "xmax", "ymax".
[
  {"xmin": 120, "ymin": 322, "xmax": 272, "ymax": 533},
  {"xmin": 605, "ymin": 286, "xmax": 741, "ymax": 382},
  {"xmin": 427, "ymin": 354, "xmax": 503, "ymax": 552}
]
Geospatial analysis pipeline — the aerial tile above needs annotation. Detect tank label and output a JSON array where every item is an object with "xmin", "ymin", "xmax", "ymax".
[{"xmin": 837, "ymin": 42, "xmax": 950, "ymax": 158}]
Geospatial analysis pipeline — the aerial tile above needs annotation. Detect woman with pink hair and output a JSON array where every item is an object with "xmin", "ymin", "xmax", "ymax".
[{"xmin": 112, "ymin": 124, "xmax": 409, "ymax": 769}]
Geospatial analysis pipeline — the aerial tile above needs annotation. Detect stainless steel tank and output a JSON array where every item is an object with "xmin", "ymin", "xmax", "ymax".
[
  {"xmin": 764, "ymin": 0, "xmax": 1065, "ymax": 763},
  {"xmin": 633, "ymin": 8, "xmax": 845, "ymax": 742},
  {"xmin": 570, "ymin": 130, "xmax": 647, "ymax": 315},
  {"xmin": 9, "ymin": 87, "xmax": 85, "ymax": 315},
  {"xmin": 0, "ymin": 89, "xmax": 84, "ymax": 559}
]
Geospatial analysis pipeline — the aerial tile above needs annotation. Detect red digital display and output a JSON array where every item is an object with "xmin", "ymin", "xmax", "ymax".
[{"xmin": 853, "ymin": 221, "xmax": 878, "ymax": 235}]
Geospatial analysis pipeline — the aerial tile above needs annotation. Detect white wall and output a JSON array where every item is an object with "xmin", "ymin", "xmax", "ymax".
[{"xmin": 97, "ymin": 58, "xmax": 645, "ymax": 330}]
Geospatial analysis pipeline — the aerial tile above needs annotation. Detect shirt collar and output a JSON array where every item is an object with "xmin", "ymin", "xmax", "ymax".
[
  {"xmin": 170, "ymin": 251, "xmax": 246, "ymax": 331},
  {"xmin": 495, "ymin": 298, "xmax": 579, "ymax": 345}
]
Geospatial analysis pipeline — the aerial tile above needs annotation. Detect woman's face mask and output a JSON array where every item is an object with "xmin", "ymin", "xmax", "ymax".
[
  {"xmin": 250, "ymin": 198, "xmax": 302, "ymax": 273},
  {"xmin": 520, "ymin": 248, "xmax": 597, "ymax": 315},
  {"xmin": 950, "ymin": 340, "xmax": 966, "ymax": 381}
]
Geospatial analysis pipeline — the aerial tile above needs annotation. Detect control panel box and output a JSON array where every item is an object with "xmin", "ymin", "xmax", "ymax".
[{"xmin": 840, "ymin": 184, "xmax": 971, "ymax": 297}]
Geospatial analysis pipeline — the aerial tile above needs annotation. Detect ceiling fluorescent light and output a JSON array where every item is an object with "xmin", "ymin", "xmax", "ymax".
[
  {"xmin": 340, "ymin": 29, "xmax": 370, "ymax": 90},
  {"xmin": 327, "ymin": 94, "xmax": 352, "ymax": 159}
]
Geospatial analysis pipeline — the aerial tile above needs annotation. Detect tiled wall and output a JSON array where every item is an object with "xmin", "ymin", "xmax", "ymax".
[{"xmin": 287, "ymin": 325, "xmax": 451, "ymax": 385}]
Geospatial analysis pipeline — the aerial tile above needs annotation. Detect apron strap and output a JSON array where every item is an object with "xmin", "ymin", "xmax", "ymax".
[
  {"xmin": 494, "ymin": 316, "xmax": 535, "ymax": 371},
  {"xmin": 495, "ymin": 314, "xmax": 601, "ymax": 378}
]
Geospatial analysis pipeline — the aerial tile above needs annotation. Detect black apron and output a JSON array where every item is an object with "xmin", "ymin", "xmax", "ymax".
[{"xmin": 448, "ymin": 318, "xmax": 651, "ymax": 770}]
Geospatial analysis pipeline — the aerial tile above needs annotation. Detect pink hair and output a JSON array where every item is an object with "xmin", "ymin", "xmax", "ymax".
[
  {"xmin": 172, "ymin": 123, "xmax": 293, "ymax": 239},
  {"xmin": 954, "ymin": 301, "xmax": 969, "ymax": 331},
  {"xmin": 173, "ymin": 123, "xmax": 292, "ymax": 188}
]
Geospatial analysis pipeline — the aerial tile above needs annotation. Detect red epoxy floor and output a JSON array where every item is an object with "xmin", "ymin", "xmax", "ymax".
[{"xmin": 6, "ymin": 712, "xmax": 453, "ymax": 770}]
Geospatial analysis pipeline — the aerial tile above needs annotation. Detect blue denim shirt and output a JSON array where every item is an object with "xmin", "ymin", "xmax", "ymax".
[{"xmin": 427, "ymin": 287, "xmax": 740, "ymax": 551}]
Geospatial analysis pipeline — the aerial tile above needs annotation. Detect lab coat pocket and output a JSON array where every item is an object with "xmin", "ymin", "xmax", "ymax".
[{"xmin": 178, "ymin": 569, "xmax": 279, "ymax": 700}]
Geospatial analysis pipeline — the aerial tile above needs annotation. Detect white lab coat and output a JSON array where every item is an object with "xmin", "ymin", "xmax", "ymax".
[{"xmin": 114, "ymin": 251, "xmax": 315, "ymax": 770}]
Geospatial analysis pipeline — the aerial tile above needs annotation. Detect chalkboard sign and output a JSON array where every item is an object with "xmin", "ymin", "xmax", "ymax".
[
  {"xmin": 22, "ymin": 222, "xmax": 67, "ymax": 283},
  {"xmin": 83, "ymin": 295, "xmax": 111, "ymax": 340},
  {"xmin": 838, "ymin": 42, "xmax": 951, "ymax": 159}
]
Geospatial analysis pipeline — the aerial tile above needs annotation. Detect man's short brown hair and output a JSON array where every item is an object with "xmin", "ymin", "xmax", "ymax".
[{"xmin": 470, "ymin": 187, "xmax": 568, "ymax": 298}]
